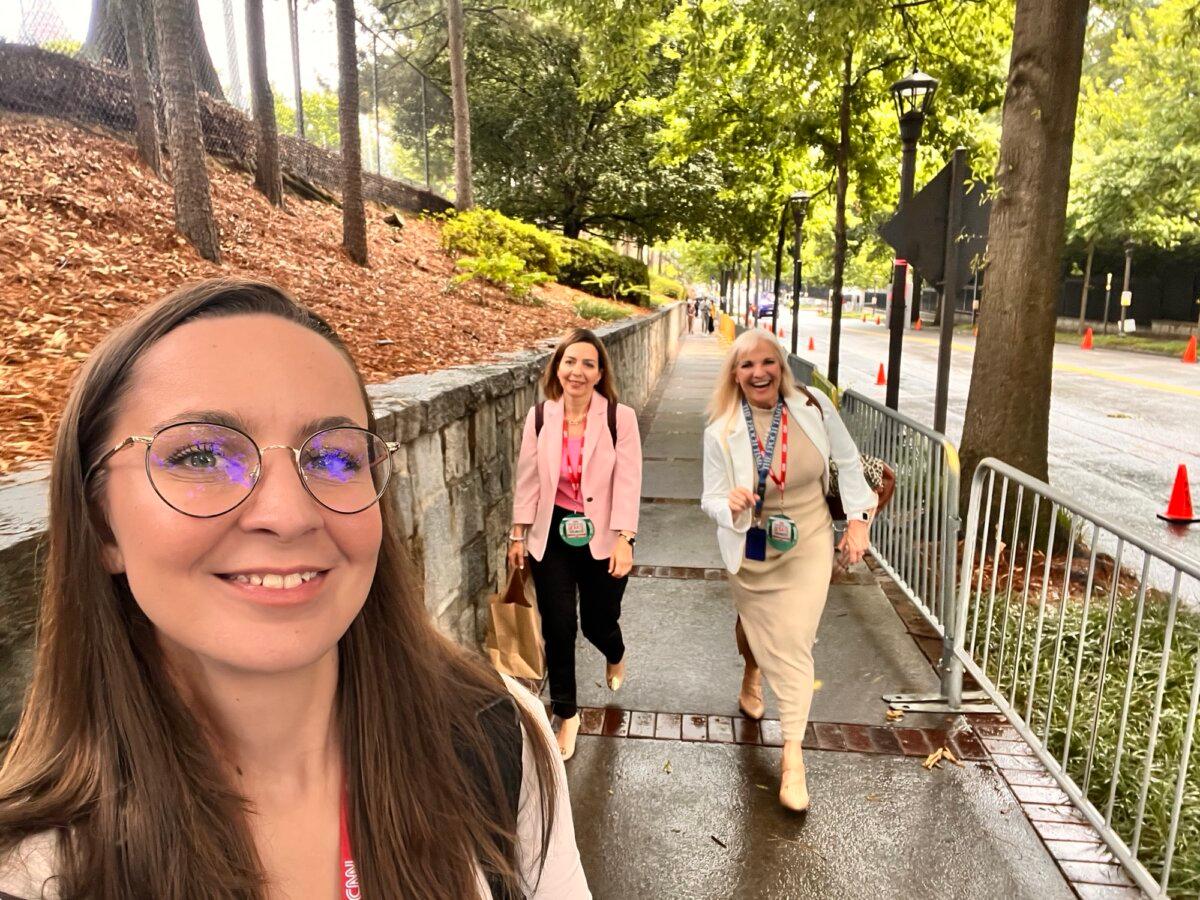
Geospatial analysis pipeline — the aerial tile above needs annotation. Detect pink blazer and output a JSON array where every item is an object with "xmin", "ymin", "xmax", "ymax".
[{"xmin": 512, "ymin": 394, "xmax": 642, "ymax": 561}]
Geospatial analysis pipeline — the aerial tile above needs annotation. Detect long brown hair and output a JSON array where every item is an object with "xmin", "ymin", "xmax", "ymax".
[
  {"xmin": 540, "ymin": 328, "xmax": 619, "ymax": 405},
  {"xmin": 0, "ymin": 278, "xmax": 557, "ymax": 899}
]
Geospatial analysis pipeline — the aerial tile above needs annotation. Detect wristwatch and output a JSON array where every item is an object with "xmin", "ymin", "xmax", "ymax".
[{"xmin": 619, "ymin": 533, "xmax": 637, "ymax": 546}]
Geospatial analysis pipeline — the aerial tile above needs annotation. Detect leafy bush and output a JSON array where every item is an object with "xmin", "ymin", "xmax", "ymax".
[
  {"xmin": 452, "ymin": 251, "xmax": 549, "ymax": 300},
  {"xmin": 650, "ymin": 272, "xmax": 686, "ymax": 301},
  {"xmin": 442, "ymin": 209, "xmax": 567, "ymax": 277},
  {"xmin": 574, "ymin": 297, "xmax": 631, "ymax": 321},
  {"xmin": 558, "ymin": 239, "xmax": 651, "ymax": 305}
]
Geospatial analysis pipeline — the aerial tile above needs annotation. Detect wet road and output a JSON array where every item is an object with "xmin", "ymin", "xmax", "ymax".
[{"xmin": 778, "ymin": 309, "xmax": 1200, "ymax": 570}]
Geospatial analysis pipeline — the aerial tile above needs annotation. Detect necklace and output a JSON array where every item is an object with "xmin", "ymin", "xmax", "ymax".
[{"xmin": 565, "ymin": 414, "xmax": 587, "ymax": 425}]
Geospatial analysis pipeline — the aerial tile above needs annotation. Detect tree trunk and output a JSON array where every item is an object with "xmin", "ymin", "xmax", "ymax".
[
  {"xmin": 446, "ymin": 0, "xmax": 473, "ymax": 209},
  {"xmin": 85, "ymin": 0, "xmax": 128, "ymax": 66},
  {"xmin": 245, "ymin": 0, "xmax": 283, "ymax": 206},
  {"xmin": 828, "ymin": 47, "xmax": 852, "ymax": 385},
  {"xmin": 335, "ymin": 0, "xmax": 368, "ymax": 265},
  {"xmin": 120, "ymin": 0, "xmax": 161, "ymax": 177},
  {"xmin": 959, "ymin": 0, "xmax": 1088, "ymax": 511},
  {"xmin": 1078, "ymin": 239, "xmax": 1094, "ymax": 333},
  {"xmin": 185, "ymin": 0, "xmax": 226, "ymax": 101},
  {"xmin": 154, "ymin": 0, "xmax": 221, "ymax": 262}
]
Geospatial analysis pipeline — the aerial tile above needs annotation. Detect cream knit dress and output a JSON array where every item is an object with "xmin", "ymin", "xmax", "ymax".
[{"xmin": 731, "ymin": 404, "xmax": 834, "ymax": 742}]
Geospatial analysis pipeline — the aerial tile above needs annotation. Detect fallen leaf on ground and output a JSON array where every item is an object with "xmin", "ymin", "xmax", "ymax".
[
  {"xmin": 923, "ymin": 748, "xmax": 945, "ymax": 770},
  {"xmin": 886, "ymin": 709, "xmax": 906, "ymax": 721}
]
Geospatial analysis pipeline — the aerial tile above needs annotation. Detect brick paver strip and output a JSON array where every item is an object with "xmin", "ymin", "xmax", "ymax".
[
  {"xmin": 1073, "ymin": 885, "xmax": 1145, "ymax": 900},
  {"xmin": 681, "ymin": 714, "xmax": 707, "ymax": 742},
  {"xmin": 628, "ymin": 711, "xmax": 656, "ymax": 738},
  {"xmin": 566, "ymin": 706, "xmax": 988, "ymax": 760},
  {"xmin": 1043, "ymin": 840, "xmax": 1117, "ymax": 864},
  {"xmin": 1058, "ymin": 861, "xmax": 1137, "ymax": 888},
  {"xmin": 1024, "ymin": 803, "xmax": 1090, "ymax": 825},
  {"xmin": 707, "ymin": 715, "xmax": 735, "ymax": 743},
  {"xmin": 1011, "ymin": 784, "xmax": 1073, "ymax": 806},
  {"xmin": 630, "ymin": 564, "xmax": 727, "ymax": 581},
  {"xmin": 654, "ymin": 712, "xmax": 682, "ymax": 741}
]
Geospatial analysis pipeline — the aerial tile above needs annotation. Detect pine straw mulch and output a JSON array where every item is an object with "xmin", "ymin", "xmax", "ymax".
[{"xmin": 0, "ymin": 114, "xmax": 647, "ymax": 473}]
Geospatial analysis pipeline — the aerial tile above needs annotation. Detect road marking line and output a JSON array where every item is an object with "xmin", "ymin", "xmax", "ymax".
[{"xmin": 836, "ymin": 324, "xmax": 1200, "ymax": 398}]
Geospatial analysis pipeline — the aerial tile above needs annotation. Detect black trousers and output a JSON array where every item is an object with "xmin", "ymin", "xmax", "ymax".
[{"xmin": 528, "ymin": 506, "xmax": 628, "ymax": 719}]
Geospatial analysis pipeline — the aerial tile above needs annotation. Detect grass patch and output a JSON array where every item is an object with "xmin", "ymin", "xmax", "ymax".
[
  {"xmin": 1056, "ymin": 329, "xmax": 1194, "ymax": 357},
  {"xmin": 574, "ymin": 297, "xmax": 631, "ymax": 322},
  {"xmin": 968, "ymin": 579, "xmax": 1200, "ymax": 895}
]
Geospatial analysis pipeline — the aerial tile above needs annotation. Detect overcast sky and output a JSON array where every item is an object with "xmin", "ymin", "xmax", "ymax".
[{"xmin": 1, "ymin": 0, "xmax": 353, "ymax": 107}]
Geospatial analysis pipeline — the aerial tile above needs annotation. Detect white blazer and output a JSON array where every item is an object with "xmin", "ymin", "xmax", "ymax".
[{"xmin": 700, "ymin": 389, "xmax": 877, "ymax": 574}]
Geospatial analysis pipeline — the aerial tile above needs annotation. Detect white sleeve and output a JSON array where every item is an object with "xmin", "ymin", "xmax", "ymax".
[
  {"xmin": 818, "ymin": 393, "xmax": 876, "ymax": 522},
  {"xmin": 502, "ymin": 676, "xmax": 592, "ymax": 899},
  {"xmin": 700, "ymin": 428, "xmax": 751, "ymax": 533}
]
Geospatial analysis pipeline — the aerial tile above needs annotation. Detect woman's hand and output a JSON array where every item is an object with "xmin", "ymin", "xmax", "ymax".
[
  {"xmin": 728, "ymin": 487, "xmax": 759, "ymax": 518},
  {"xmin": 609, "ymin": 537, "xmax": 633, "ymax": 578},
  {"xmin": 507, "ymin": 531, "xmax": 526, "ymax": 571},
  {"xmin": 837, "ymin": 519, "xmax": 870, "ymax": 567}
]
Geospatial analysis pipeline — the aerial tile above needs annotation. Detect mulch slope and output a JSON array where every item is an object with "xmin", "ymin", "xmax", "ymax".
[{"xmin": 0, "ymin": 114, "xmax": 644, "ymax": 472}]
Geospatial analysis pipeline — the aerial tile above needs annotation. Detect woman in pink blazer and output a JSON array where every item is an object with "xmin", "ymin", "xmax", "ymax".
[{"xmin": 508, "ymin": 329, "xmax": 643, "ymax": 761}]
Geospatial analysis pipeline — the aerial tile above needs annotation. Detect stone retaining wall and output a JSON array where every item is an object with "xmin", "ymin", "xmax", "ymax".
[{"xmin": 0, "ymin": 304, "xmax": 684, "ymax": 737}]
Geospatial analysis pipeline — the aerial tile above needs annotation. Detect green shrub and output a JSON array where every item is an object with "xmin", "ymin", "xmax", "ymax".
[
  {"xmin": 649, "ymin": 272, "xmax": 686, "ymax": 301},
  {"xmin": 452, "ymin": 251, "xmax": 549, "ymax": 300},
  {"xmin": 574, "ymin": 297, "xmax": 631, "ymax": 322},
  {"xmin": 558, "ymin": 239, "xmax": 651, "ymax": 305},
  {"xmin": 441, "ymin": 209, "xmax": 568, "ymax": 277}
]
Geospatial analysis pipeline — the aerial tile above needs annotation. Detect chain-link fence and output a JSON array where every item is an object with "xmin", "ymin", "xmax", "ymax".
[{"xmin": 0, "ymin": 0, "xmax": 454, "ymax": 202}]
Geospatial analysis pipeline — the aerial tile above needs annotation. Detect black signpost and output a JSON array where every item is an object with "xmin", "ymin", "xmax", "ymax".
[{"xmin": 878, "ymin": 146, "xmax": 991, "ymax": 430}]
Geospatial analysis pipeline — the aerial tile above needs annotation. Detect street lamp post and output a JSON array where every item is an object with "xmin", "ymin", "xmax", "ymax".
[
  {"xmin": 1102, "ymin": 271, "xmax": 1113, "ymax": 334},
  {"xmin": 886, "ymin": 68, "xmax": 938, "ymax": 410},
  {"xmin": 770, "ymin": 202, "xmax": 788, "ymax": 336},
  {"xmin": 789, "ymin": 190, "xmax": 811, "ymax": 356},
  {"xmin": 1119, "ymin": 241, "xmax": 1134, "ymax": 336}
]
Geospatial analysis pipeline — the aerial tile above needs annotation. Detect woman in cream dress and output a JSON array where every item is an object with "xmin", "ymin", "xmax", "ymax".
[{"xmin": 700, "ymin": 330, "xmax": 875, "ymax": 812}]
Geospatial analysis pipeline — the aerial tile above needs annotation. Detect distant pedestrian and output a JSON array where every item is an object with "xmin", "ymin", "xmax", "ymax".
[
  {"xmin": 686, "ymin": 298, "xmax": 696, "ymax": 333},
  {"xmin": 708, "ymin": 299, "xmax": 718, "ymax": 334},
  {"xmin": 510, "ymin": 329, "xmax": 643, "ymax": 763},
  {"xmin": 700, "ymin": 329, "xmax": 875, "ymax": 813}
]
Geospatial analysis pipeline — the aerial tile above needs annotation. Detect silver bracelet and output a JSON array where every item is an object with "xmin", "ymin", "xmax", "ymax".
[{"xmin": 507, "ymin": 534, "xmax": 526, "ymax": 543}]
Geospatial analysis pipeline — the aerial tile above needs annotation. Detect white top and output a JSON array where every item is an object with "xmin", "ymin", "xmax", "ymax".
[
  {"xmin": 0, "ymin": 677, "xmax": 589, "ymax": 900},
  {"xmin": 701, "ymin": 388, "xmax": 877, "ymax": 573}
]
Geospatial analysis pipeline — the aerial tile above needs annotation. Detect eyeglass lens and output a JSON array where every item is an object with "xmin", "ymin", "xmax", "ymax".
[{"xmin": 146, "ymin": 423, "xmax": 390, "ymax": 516}]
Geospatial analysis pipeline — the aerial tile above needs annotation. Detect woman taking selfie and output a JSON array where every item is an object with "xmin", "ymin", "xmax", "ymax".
[
  {"xmin": 508, "ymin": 329, "xmax": 642, "ymax": 763},
  {"xmin": 0, "ymin": 279, "xmax": 588, "ymax": 899},
  {"xmin": 700, "ymin": 330, "xmax": 874, "ymax": 814}
]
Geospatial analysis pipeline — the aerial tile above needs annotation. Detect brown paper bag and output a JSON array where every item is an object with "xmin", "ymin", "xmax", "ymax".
[{"xmin": 485, "ymin": 566, "xmax": 545, "ymax": 680}]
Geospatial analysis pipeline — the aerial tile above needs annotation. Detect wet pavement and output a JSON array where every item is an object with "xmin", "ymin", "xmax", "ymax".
[
  {"xmin": 786, "ymin": 309, "xmax": 1200, "ymax": 572},
  {"xmin": 555, "ymin": 334, "xmax": 1073, "ymax": 899}
]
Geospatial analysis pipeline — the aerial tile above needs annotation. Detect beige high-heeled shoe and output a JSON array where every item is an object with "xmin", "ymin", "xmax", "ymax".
[
  {"xmin": 606, "ymin": 658, "xmax": 626, "ymax": 692},
  {"xmin": 779, "ymin": 764, "xmax": 809, "ymax": 812},
  {"xmin": 738, "ymin": 667, "xmax": 765, "ymax": 720},
  {"xmin": 556, "ymin": 714, "xmax": 580, "ymax": 761}
]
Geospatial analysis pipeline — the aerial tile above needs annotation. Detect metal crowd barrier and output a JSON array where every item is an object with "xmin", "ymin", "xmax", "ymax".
[
  {"xmin": 954, "ymin": 458, "xmax": 1200, "ymax": 898},
  {"xmin": 838, "ymin": 389, "xmax": 970, "ymax": 710}
]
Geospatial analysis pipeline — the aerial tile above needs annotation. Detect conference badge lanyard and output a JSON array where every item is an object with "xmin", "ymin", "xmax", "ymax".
[
  {"xmin": 558, "ymin": 416, "xmax": 594, "ymax": 547},
  {"xmin": 742, "ymin": 400, "xmax": 797, "ymax": 560},
  {"xmin": 340, "ymin": 793, "xmax": 361, "ymax": 899}
]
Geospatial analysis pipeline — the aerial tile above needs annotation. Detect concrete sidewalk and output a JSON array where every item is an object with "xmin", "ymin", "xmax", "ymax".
[{"xmin": 556, "ymin": 334, "xmax": 1074, "ymax": 899}]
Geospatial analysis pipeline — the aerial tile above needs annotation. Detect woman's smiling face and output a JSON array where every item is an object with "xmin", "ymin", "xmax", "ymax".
[
  {"xmin": 97, "ymin": 314, "xmax": 383, "ymax": 675},
  {"xmin": 734, "ymin": 338, "xmax": 783, "ymax": 408}
]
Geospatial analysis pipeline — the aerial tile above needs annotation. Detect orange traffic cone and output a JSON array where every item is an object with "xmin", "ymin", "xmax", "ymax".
[
  {"xmin": 875, "ymin": 364, "xmax": 887, "ymax": 386},
  {"xmin": 1081, "ymin": 327, "xmax": 1094, "ymax": 350},
  {"xmin": 913, "ymin": 318, "xmax": 923, "ymax": 331},
  {"xmin": 778, "ymin": 327, "xmax": 785, "ymax": 338},
  {"xmin": 875, "ymin": 316, "xmax": 882, "ymax": 326},
  {"xmin": 1158, "ymin": 465, "xmax": 1199, "ymax": 524},
  {"xmin": 1184, "ymin": 335, "xmax": 1197, "ymax": 364},
  {"xmin": 807, "ymin": 337, "xmax": 815, "ymax": 351}
]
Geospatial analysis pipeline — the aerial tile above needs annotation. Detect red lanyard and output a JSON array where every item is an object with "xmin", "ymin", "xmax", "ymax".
[
  {"xmin": 754, "ymin": 407, "xmax": 788, "ymax": 498},
  {"xmin": 562, "ymin": 418, "xmax": 583, "ymax": 501},
  {"xmin": 340, "ymin": 793, "xmax": 361, "ymax": 899}
]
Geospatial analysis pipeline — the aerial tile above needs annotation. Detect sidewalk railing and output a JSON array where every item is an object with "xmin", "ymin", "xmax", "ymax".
[
  {"xmin": 838, "ymin": 389, "xmax": 965, "ymax": 706},
  {"xmin": 954, "ymin": 459, "xmax": 1200, "ymax": 899}
]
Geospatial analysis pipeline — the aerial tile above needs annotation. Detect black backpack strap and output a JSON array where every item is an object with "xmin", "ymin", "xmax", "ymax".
[
  {"xmin": 471, "ymin": 693, "xmax": 525, "ymax": 900},
  {"xmin": 607, "ymin": 400, "xmax": 618, "ymax": 445},
  {"xmin": 534, "ymin": 400, "xmax": 545, "ymax": 437}
]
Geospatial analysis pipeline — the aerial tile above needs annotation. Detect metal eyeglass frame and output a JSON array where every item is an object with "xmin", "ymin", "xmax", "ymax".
[{"xmin": 83, "ymin": 421, "xmax": 402, "ymax": 517}]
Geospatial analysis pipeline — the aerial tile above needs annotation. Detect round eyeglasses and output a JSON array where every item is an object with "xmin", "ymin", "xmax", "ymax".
[{"xmin": 84, "ymin": 422, "xmax": 400, "ymax": 517}]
